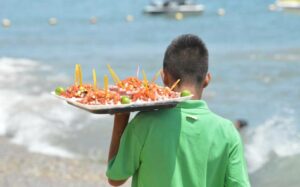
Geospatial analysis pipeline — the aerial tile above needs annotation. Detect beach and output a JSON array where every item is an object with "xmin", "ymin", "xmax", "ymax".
[
  {"xmin": 1, "ymin": 0, "xmax": 300, "ymax": 186},
  {"xmin": 0, "ymin": 136, "xmax": 130, "ymax": 187},
  {"xmin": 1, "ymin": 134, "xmax": 300, "ymax": 187}
]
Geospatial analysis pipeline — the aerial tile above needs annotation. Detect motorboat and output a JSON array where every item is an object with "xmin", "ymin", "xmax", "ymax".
[
  {"xmin": 144, "ymin": 0, "xmax": 204, "ymax": 14},
  {"xmin": 276, "ymin": 0, "xmax": 300, "ymax": 9}
]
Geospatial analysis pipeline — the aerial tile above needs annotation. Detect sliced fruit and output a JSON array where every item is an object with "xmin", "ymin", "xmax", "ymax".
[
  {"xmin": 121, "ymin": 96, "xmax": 131, "ymax": 104},
  {"xmin": 55, "ymin": 86, "xmax": 65, "ymax": 95},
  {"xmin": 180, "ymin": 90, "xmax": 191, "ymax": 97}
]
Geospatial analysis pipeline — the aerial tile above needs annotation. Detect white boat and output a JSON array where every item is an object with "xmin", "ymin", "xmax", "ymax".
[
  {"xmin": 144, "ymin": 0, "xmax": 205, "ymax": 14},
  {"xmin": 276, "ymin": 0, "xmax": 300, "ymax": 9}
]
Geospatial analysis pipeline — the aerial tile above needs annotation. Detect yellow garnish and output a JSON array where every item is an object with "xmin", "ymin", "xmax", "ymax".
[
  {"xmin": 104, "ymin": 75, "xmax": 108, "ymax": 94},
  {"xmin": 142, "ymin": 70, "xmax": 148, "ymax": 87},
  {"xmin": 75, "ymin": 64, "xmax": 79, "ymax": 86},
  {"xmin": 107, "ymin": 64, "xmax": 122, "ymax": 86},
  {"xmin": 92, "ymin": 69, "xmax": 97, "ymax": 90},
  {"xmin": 78, "ymin": 64, "xmax": 83, "ymax": 86},
  {"xmin": 170, "ymin": 79, "xmax": 181, "ymax": 91}
]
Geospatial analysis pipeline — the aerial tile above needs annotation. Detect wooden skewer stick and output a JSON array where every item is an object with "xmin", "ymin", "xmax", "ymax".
[
  {"xmin": 151, "ymin": 69, "xmax": 162, "ymax": 83},
  {"xmin": 170, "ymin": 79, "xmax": 181, "ymax": 91},
  {"xmin": 136, "ymin": 65, "xmax": 140, "ymax": 78}
]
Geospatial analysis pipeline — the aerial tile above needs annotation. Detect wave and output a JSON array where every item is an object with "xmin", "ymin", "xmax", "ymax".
[
  {"xmin": 1, "ymin": 57, "xmax": 300, "ymax": 171},
  {"xmin": 0, "ymin": 57, "xmax": 87, "ymax": 158},
  {"xmin": 245, "ymin": 110, "xmax": 300, "ymax": 173}
]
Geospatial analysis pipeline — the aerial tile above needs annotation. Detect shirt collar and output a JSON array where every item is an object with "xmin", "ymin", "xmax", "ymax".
[{"xmin": 176, "ymin": 99, "xmax": 209, "ymax": 110}]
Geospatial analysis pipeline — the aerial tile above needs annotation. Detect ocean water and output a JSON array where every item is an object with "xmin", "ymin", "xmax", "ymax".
[{"xmin": 1, "ymin": 0, "xmax": 300, "ymax": 186}]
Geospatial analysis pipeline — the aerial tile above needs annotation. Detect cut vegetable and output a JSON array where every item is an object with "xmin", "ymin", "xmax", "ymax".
[
  {"xmin": 104, "ymin": 75, "xmax": 108, "ymax": 94},
  {"xmin": 121, "ymin": 96, "xmax": 131, "ymax": 104},
  {"xmin": 55, "ymin": 86, "xmax": 65, "ymax": 95},
  {"xmin": 142, "ymin": 70, "xmax": 148, "ymax": 87},
  {"xmin": 78, "ymin": 64, "xmax": 83, "ymax": 86},
  {"xmin": 107, "ymin": 64, "xmax": 121, "ymax": 86},
  {"xmin": 181, "ymin": 90, "xmax": 191, "ymax": 97},
  {"xmin": 75, "ymin": 64, "xmax": 79, "ymax": 86},
  {"xmin": 92, "ymin": 69, "xmax": 97, "ymax": 90}
]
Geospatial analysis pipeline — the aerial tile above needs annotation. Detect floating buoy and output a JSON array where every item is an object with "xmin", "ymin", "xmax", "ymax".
[
  {"xmin": 2, "ymin": 18, "xmax": 11, "ymax": 28},
  {"xmin": 217, "ymin": 8, "xmax": 226, "ymax": 16},
  {"xmin": 49, "ymin": 17, "xmax": 58, "ymax": 25},
  {"xmin": 268, "ymin": 4, "xmax": 277, "ymax": 11},
  {"xmin": 90, "ymin": 16, "xmax": 97, "ymax": 24},
  {"xmin": 175, "ymin": 12, "xmax": 184, "ymax": 20},
  {"xmin": 126, "ymin": 15, "xmax": 134, "ymax": 22}
]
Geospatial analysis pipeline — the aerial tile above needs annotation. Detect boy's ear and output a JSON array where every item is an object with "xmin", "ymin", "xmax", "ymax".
[
  {"xmin": 162, "ymin": 70, "xmax": 172, "ymax": 87},
  {"xmin": 203, "ymin": 73, "xmax": 211, "ymax": 88}
]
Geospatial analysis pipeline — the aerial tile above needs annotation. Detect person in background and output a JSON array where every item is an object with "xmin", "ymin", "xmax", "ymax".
[
  {"xmin": 106, "ymin": 34, "xmax": 250, "ymax": 187},
  {"xmin": 235, "ymin": 119, "xmax": 248, "ymax": 131}
]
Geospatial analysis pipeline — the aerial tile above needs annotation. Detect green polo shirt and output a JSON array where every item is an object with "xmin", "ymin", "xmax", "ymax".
[{"xmin": 106, "ymin": 100, "xmax": 250, "ymax": 187}]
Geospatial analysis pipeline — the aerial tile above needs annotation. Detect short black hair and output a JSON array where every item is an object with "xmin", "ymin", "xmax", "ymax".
[{"xmin": 163, "ymin": 34, "xmax": 208, "ymax": 85}]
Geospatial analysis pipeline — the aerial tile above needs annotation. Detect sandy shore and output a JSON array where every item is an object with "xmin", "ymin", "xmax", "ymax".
[
  {"xmin": 2, "ymin": 135, "xmax": 299, "ymax": 187},
  {"xmin": 0, "ymin": 137, "xmax": 131, "ymax": 187}
]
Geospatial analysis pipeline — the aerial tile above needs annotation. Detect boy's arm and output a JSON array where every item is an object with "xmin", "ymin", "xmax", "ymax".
[
  {"xmin": 107, "ymin": 113, "xmax": 130, "ymax": 186},
  {"xmin": 225, "ymin": 128, "xmax": 250, "ymax": 187}
]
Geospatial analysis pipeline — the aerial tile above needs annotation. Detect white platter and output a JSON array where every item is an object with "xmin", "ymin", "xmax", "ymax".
[{"xmin": 51, "ymin": 92, "xmax": 192, "ymax": 114}]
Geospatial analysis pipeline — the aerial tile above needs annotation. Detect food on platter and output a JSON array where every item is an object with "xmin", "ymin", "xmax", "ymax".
[
  {"xmin": 53, "ymin": 64, "xmax": 192, "ymax": 113},
  {"xmin": 55, "ymin": 81, "xmax": 181, "ymax": 105},
  {"xmin": 120, "ymin": 96, "xmax": 131, "ymax": 104},
  {"xmin": 131, "ymin": 82, "xmax": 179, "ymax": 101},
  {"xmin": 60, "ymin": 84, "xmax": 93, "ymax": 98},
  {"xmin": 55, "ymin": 86, "xmax": 65, "ymax": 95},
  {"xmin": 79, "ymin": 89, "xmax": 120, "ymax": 105},
  {"xmin": 107, "ymin": 77, "xmax": 180, "ymax": 101},
  {"xmin": 180, "ymin": 89, "xmax": 192, "ymax": 97}
]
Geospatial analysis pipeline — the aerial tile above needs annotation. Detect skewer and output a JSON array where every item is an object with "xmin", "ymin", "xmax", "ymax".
[
  {"xmin": 136, "ymin": 65, "xmax": 140, "ymax": 78},
  {"xmin": 170, "ymin": 79, "xmax": 180, "ymax": 91},
  {"xmin": 151, "ymin": 69, "xmax": 162, "ymax": 83}
]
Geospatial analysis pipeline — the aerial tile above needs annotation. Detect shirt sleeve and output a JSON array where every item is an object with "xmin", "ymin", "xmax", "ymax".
[
  {"xmin": 106, "ymin": 117, "xmax": 142, "ymax": 180},
  {"xmin": 225, "ymin": 125, "xmax": 251, "ymax": 187}
]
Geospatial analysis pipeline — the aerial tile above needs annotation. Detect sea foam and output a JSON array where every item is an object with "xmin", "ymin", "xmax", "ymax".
[
  {"xmin": 0, "ymin": 57, "xmax": 82, "ymax": 158},
  {"xmin": 245, "ymin": 110, "xmax": 300, "ymax": 173}
]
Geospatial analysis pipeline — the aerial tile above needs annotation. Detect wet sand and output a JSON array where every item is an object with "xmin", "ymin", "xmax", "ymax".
[{"xmin": 0, "ymin": 137, "xmax": 131, "ymax": 187}]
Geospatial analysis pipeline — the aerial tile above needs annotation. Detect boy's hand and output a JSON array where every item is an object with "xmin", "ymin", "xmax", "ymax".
[{"xmin": 107, "ymin": 112, "xmax": 130, "ymax": 186}]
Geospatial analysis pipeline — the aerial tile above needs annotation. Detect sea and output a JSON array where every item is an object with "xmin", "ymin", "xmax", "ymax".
[{"xmin": 1, "ymin": 0, "xmax": 300, "ymax": 186}]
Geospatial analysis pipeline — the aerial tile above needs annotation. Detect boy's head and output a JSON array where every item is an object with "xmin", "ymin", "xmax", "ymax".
[{"xmin": 163, "ymin": 34, "xmax": 210, "ymax": 92}]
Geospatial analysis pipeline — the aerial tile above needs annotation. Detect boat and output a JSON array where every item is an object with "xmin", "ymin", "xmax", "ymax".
[
  {"xmin": 143, "ymin": 0, "xmax": 204, "ymax": 14},
  {"xmin": 276, "ymin": 0, "xmax": 300, "ymax": 9}
]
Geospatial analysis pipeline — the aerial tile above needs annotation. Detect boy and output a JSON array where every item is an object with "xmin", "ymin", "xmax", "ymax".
[{"xmin": 106, "ymin": 34, "xmax": 250, "ymax": 187}]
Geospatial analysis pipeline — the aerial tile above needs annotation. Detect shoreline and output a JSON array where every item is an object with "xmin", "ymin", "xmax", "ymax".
[
  {"xmin": 0, "ymin": 136, "xmax": 131, "ymax": 187},
  {"xmin": 1, "ymin": 130, "xmax": 300, "ymax": 187}
]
